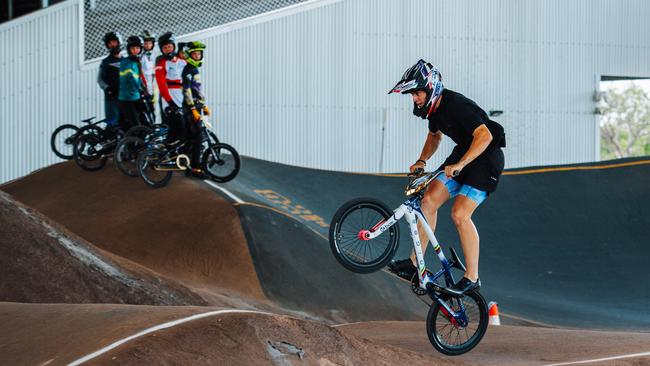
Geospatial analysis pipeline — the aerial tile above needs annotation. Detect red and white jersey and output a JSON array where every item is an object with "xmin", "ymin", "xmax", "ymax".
[{"xmin": 155, "ymin": 55, "xmax": 187, "ymax": 107}]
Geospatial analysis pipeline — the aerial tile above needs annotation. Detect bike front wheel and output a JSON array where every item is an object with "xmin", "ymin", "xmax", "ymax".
[
  {"xmin": 137, "ymin": 148, "xmax": 172, "ymax": 188},
  {"xmin": 114, "ymin": 136, "xmax": 145, "ymax": 177},
  {"xmin": 329, "ymin": 198, "xmax": 399, "ymax": 274},
  {"xmin": 426, "ymin": 290, "xmax": 488, "ymax": 356},
  {"xmin": 202, "ymin": 143, "xmax": 240, "ymax": 183},
  {"xmin": 73, "ymin": 133, "xmax": 108, "ymax": 171}
]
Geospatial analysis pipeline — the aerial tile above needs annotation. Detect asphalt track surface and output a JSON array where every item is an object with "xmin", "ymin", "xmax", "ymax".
[{"xmin": 213, "ymin": 156, "xmax": 650, "ymax": 330}]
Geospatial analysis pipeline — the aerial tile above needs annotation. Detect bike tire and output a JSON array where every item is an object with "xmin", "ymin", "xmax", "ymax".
[
  {"xmin": 114, "ymin": 136, "xmax": 145, "ymax": 177},
  {"xmin": 73, "ymin": 133, "xmax": 108, "ymax": 171},
  {"xmin": 426, "ymin": 289, "xmax": 488, "ymax": 356},
  {"xmin": 50, "ymin": 124, "xmax": 80, "ymax": 160},
  {"xmin": 137, "ymin": 148, "xmax": 172, "ymax": 188},
  {"xmin": 202, "ymin": 143, "xmax": 240, "ymax": 183},
  {"xmin": 125, "ymin": 125, "xmax": 153, "ymax": 139},
  {"xmin": 329, "ymin": 198, "xmax": 400, "ymax": 274}
]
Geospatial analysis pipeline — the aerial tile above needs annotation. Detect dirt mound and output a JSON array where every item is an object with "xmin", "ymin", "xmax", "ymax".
[
  {"xmin": 89, "ymin": 312, "xmax": 467, "ymax": 366},
  {"xmin": 0, "ymin": 302, "xmax": 208, "ymax": 366},
  {"xmin": 1, "ymin": 162, "xmax": 264, "ymax": 303},
  {"xmin": 0, "ymin": 192, "xmax": 205, "ymax": 305}
]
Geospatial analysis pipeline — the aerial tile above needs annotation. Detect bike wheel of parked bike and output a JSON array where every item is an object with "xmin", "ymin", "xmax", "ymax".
[
  {"xmin": 202, "ymin": 143, "xmax": 240, "ymax": 183},
  {"xmin": 73, "ymin": 133, "xmax": 108, "ymax": 171},
  {"xmin": 114, "ymin": 136, "xmax": 145, "ymax": 177},
  {"xmin": 329, "ymin": 198, "xmax": 400, "ymax": 273},
  {"xmin": 50, "ymin": 124, "xmax": 80, "ymax": 160},
  {"xmin": 426, "ymin": 290, "xmax": 488, "ymax": 356},
  {"xmin": 125, "ymin": 125, "xmax": 152, "ymax": 139},
  {"xmin": 137, "ymin": 148, "xmax": 172, "ymax": 188}
]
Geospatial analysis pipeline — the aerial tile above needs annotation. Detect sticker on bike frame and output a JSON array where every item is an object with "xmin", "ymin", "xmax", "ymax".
[{"xmin": 254, "ymin": 189, "xmax": 329, "ymax": 228}]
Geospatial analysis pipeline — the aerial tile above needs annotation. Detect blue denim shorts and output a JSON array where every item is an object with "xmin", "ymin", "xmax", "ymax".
[{"xmin": 435, "ymin": 174, "xmax": 488, "ymax": 205}]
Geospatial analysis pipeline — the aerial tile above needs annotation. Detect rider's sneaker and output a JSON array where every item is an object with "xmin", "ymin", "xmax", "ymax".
[
  {"xmin": 445, "ymin": 277, "xmax": 481, "ymax": 296},
  {"xmin": 387, "ymin": 259, "xmax": 417, "ymax": 281}
]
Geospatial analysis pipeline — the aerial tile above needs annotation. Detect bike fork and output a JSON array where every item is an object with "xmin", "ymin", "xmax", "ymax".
[{"xmin": 403, "ymin": 208, "xmax": 432, "ymax": 289}]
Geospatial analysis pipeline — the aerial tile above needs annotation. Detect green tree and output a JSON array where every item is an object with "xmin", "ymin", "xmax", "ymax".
[{"xmin": 597, "ymin": 85, "xmax": 650, "ymax": 160}]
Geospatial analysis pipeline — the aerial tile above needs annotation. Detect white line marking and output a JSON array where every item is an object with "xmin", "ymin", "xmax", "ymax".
[
  {"xmin": 67, "ymin": 309, "xmax": 270, "ymax": 365},
  {"xmin": 543, "ymin": 351, "xmax": 650, "ymax": 366},
  {"xmin": 203, "ymin": 180, "xmax": 245, "ymax": 203}
]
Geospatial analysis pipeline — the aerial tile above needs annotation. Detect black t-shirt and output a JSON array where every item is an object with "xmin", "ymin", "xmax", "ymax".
[
  {"xmin": 427, "ymin": 89, "xmax": 506, "ymax": 192},
  {"xmin": 427, "ymin": 89, "xmax": 504, "ymax": 150}
]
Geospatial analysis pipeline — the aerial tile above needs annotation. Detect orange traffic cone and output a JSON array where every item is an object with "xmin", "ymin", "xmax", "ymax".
[{"xmin": 488, "ymin": 301, "xmax": 500, "ymax": 326}]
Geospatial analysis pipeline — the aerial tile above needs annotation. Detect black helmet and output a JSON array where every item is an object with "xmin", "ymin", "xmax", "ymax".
[
  {"xmin": 389, "ymin": 59, "xmax": 444, "ymax": 118},
  {"xmin": 126, "ymin": 35, "xmax": 144, "ymax": 56},
  {"xmin": 103, "ymin": 31, "xmax": 123, "ymax": 54},
  {"xmin": 158, "ymin": 32, "xmax": 177, "ymax": 56}
]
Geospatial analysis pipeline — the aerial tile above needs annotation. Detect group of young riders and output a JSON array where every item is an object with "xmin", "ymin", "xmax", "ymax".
[{"xmin": 97, "ymin": 31, "xmax": 209, "ymax": 177}]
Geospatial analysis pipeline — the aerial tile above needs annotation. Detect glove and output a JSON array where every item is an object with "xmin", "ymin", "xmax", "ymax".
[
  {"xmin": 202, "ymin": 106, "xmax": 211, "ymax": 116},
  {"xmin": 191, "ymin": 108, "xmax": 201, "ymax": 122}
]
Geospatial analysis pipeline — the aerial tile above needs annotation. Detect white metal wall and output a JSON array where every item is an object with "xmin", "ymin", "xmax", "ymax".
[
  {"xmin": 0, "ymin": 1, "xmax": 103, "ymax": 184},
  {"xmin": 2, "ymin": 0, "xmax": 650, "ymax": 183},
  {"xmin": 199, "ymin": 0, "xmax": 650, "ymax": 173}
]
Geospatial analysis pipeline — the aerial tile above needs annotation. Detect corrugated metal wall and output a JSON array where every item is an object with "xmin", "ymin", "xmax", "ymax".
[
  {"xmin": 2, "ymin": 0, "xmax": 650, "ymax": 183},
  {"xmin": 1, "ymin": 1, "xmax": 104, "ymax": 183},
  {"xmin": 200, "ymin": 0, "xmax": 650, "ymax": 173}
]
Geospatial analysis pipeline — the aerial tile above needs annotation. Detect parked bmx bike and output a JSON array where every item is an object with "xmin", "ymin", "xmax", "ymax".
[
  {"xmin": 136, "ymin": 116, "xmax": 240, "ymax": 188},
  {"xmin": 50, "ymin": 117, "xmax": 106, "ymax": 160},
  {"xmin": 329, "ymin": 169, "xmax": 489, "ymax": 355}
]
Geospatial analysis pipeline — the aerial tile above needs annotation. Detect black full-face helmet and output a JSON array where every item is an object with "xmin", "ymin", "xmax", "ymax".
[
  {"xmin": 157, "ymin": 32, "xmax": 177, "ymax": 58},
  {"xmin": 126, "ymin": 35, "xmax": 144, "ymax": 57},
  {"xmin": 103, "ymin": 31, "xmax": 123, "ymax": 54},
  {"xmin": 389, "ymin": 59, "xmax": 444, "ymax": 118}
]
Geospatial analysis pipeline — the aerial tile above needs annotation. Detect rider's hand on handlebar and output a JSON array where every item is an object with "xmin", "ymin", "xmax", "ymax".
[
  {"xmin": 203, "ymin": 106, "xmax": 211, "ymax": 116},
  {"xmin": 444, "ymin": 162, "xmax": 464, "ymax": 178},
  {"xmin": 409, "ymin": 160, "xmax": 426, "ymax": 175}
]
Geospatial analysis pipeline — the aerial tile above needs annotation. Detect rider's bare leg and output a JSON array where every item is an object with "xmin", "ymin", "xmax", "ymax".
[
  {"xmin": 409, "ymin": 179, "xmax": 450, "ymax": 265},
  {"xmin": 450, "ymin": 195, "xmax": 480, "ymax": 281}
]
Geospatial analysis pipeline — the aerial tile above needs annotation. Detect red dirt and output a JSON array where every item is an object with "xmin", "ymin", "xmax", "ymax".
[
  {"xmin": 90, "ymin": 312, "xmax": 469, "ymax": 366},
  {"xmin": 338, "ymin": 321, "xmax": 650, "ymax": 366},
  {"xmin": 0, "ymin": 192, "xmax": 204, "ymax": 305},
  {"xmin": 0, "ymin": 302, "xmax": 208, "ymax": 366},
  {"xmin": 1, "ymin": 161, "xmax": 265, "ymax": 302}
]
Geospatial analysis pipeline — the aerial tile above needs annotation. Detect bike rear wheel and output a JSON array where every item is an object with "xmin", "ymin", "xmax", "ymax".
[
  {"xmin": 114, "ymin": 136, "xmax": 145, "ymax": 177},
  {"xmin": 73, "ymin": 133, "xmax": 108, "ymax": 171},
  {"xmin": 137, "ymin": 148, "xmax": 172, "ymax": 188},
  {"xmin": 426, "ymin": 290, "xmax": 488, "ymax": 356},
  {"xmin": 202, "ymin": 143, "xmax": 240, "ymax": 182},
  {"xmin": 329, "ymin": 198, "xmax": 399, "ymax": 273},
  {"xmin": 50, "ymin": 124, "xmax": 80, "ymax": 160}
]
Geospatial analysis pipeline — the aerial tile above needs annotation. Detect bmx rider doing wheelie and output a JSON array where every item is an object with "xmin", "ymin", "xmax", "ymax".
[{"xmin": 387, "ymin": 60, "xmax": 506, "ymax": 296}]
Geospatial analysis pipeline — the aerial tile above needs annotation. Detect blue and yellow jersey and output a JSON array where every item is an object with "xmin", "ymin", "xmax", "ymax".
[{"xmin": 118, "ymin": 57, "xmax": 145, "ymax": 101}]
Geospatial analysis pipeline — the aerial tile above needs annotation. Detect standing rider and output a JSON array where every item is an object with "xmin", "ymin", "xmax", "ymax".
[
  {"xmin": 387, "ymin": 60, "xmax": 505, "ymax": 295},
  {"xmin": 140, "ymin": 30, "xmax": 157, "ymax": 120},
  {"xmin": 155, "ymin": 32, "xmax": 186, "ymax": 142},
  {"xmin": 182, "ymin": 41, "xmax": 210, "ymax": 177},
  {"xmin": 117, "ymin": 36, "xmax": 149, "ymax": 131},
  {"xmin": 97, "ymin": 31, "xmax": 123, "ymax": 127}
]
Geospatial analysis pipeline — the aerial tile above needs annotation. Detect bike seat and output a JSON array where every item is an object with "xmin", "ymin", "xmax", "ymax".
[{"xmin": 81, "ymin": 117, "xmax": 96, "ymax": 123}]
